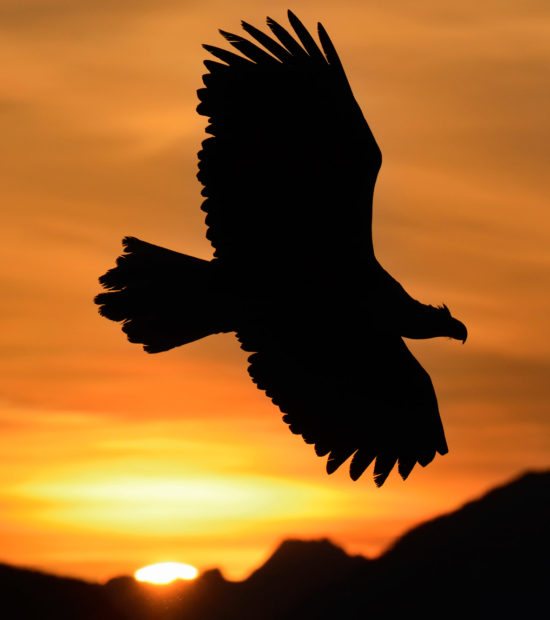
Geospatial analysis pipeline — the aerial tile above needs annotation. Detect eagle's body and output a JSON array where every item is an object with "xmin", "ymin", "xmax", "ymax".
[{"xmin": 95, "ymin": 12, "xmax": 467, "ymax": 486}]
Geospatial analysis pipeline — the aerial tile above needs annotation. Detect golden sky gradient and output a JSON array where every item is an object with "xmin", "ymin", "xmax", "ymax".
[{"xmin": 1, "ymin": 0, "xmax": 549, "ymax": 582}]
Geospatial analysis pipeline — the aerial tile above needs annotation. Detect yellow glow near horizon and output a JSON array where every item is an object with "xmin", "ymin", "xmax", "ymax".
[
  {"xmin": 135, "ymin": 562, "xmax": 198, "ymax": 584},
  {"xmin": 11, "ymin": 470, "xmax": 352, "ymax": 535}
]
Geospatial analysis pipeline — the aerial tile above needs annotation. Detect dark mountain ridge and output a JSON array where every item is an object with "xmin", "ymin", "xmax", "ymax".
[{"xmin": 1, "ymin": 470, "xmax": 547, "ymax": 619}]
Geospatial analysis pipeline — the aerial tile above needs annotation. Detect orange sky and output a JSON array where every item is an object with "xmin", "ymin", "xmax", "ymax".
[{"xmin": 1, "ymin": 0, "xmax": 549, "ymax": 582}]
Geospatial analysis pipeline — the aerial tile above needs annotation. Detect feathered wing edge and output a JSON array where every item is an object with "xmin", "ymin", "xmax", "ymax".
[
  {"xmin": 243, "ymin": 336, "xmax": 448, "ymax": 487},
  {"xmin": 196, "ymin": 9, "xmax": 380, "ymax": 256},
  {"xmin": 201, "ymin": 10, "xmax": 350, "ymax": 78}
]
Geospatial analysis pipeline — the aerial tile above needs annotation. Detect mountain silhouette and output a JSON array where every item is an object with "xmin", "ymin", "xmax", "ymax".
[
  {"xmin": 1, "ymin": 471, "xmax": 546, "ymax": 618},
  {"xmin": 95, "ymin": 10, "xmax": 468, "ymax": 486},
  {"xmin": 0, "ymin": 563, "xmax": 122, "ymax": 620}
]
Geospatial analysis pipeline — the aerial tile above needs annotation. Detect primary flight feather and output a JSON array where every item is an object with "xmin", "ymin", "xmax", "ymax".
[{"xmin": 95, "ymin": 11, "xmax": 467, "ymax": 487}]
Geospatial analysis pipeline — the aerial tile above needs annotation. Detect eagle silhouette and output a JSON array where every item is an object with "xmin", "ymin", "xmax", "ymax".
[{"xmin": 95, "ymin": 11, "xmax": 467, "ymax": 486}]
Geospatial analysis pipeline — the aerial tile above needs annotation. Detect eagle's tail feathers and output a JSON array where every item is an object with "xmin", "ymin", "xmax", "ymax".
[{"xmin": 95, "ymin": 237, "xmax": 230, "ymax": 353}]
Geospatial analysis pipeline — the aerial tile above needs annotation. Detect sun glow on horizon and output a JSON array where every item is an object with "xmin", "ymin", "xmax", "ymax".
[
  {"xmin": 12, "ymin": 470, "xmax": 350, "ymax": 534},
  {"xmin": 135, "ymin": 562, "xmax": 198, "ymax": 584}
]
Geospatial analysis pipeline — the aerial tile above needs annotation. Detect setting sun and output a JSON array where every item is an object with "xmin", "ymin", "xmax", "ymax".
[{"xmin": 135, "ymin": 562, "xmax": 199, "ymax": 585}]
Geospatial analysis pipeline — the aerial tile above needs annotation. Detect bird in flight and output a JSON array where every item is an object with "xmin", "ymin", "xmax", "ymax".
[{"xmin": 95, "ymin": 11, "xmax": 467, "ymax": 486}]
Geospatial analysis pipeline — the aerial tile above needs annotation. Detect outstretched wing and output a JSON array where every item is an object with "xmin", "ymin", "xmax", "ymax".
[
  {"xmin": 197, "ymin": 11, "xmax": 381, "ymax": 272},
  {"xmin": 198, "ymin": 13, "xmax": 447, "ymax": 485},
  {"xmin": 239, "ymin": 316, "xmax": 448, "ymax": 486}
]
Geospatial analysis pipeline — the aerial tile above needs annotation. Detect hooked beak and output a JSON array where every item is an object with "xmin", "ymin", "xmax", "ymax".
[
  {"xmin": 460, "ymin": 323, "xmax": 468, "ymax": 344},
  {"xmin": 451, "ymin": 318, "xmax": 468, "ymax": 344}
]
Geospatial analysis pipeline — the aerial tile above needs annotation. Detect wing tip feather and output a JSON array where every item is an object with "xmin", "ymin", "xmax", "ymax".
[{"xmin": 326, "ymin": 447, "xmax": 356, "ymax": 475}]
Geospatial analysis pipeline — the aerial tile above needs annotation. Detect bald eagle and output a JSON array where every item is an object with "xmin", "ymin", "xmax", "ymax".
[{"xmin": 95, "ymin": 11, "xmax": 467, "ymax": 486}]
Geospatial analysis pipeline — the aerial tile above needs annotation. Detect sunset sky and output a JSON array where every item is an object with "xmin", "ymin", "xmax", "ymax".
[{"xmin": 1, "ymin": 0, "xmax": 549, "ymax": 582}]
